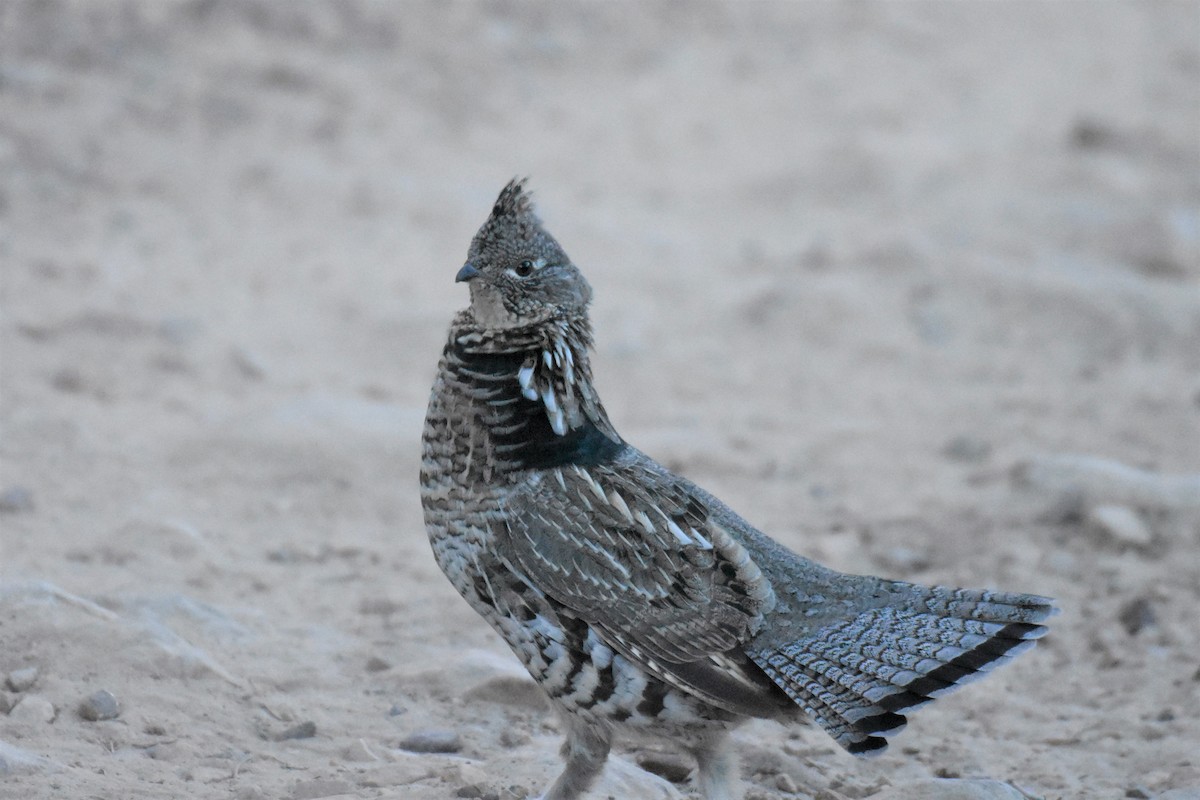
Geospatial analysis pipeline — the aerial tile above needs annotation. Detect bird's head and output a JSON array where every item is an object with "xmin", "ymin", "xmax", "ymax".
[{"xmin": 456, "ymin": 179, "xmax": 592, "ymax": 329}]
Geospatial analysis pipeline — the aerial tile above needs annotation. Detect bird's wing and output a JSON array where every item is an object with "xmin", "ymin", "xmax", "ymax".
[{"xmin": 494, "ymin": 456, "xmax": 788, "ymax": 715}]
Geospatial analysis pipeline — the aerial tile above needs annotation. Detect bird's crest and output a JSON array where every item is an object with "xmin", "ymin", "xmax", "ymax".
[{"xmin": 482, "ymin": 177, "xmax": 541, "ymax": 242}]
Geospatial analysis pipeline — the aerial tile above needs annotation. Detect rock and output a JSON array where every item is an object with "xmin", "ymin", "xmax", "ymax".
[
  {"xmin": 1118, "ymin": 597, "xmax": 1157, "ymax": 636},
  {"xmin": 274, "ymin": 721, "xmax": 317, "ymax": 741},
  {"xmin": 0, "ymin": 692, "xmax": 16, "ymax": 714},
  {"xmin": 0, "ymin": 486, "xmax": 34, "ymax": 513},
  {"xmin": 145, "ymin": 742, "xmax": 190, "ymax": 761},
  {"xmin": 636, "ymin": 750, "xmax": 693, "ymax": 783},
  {"xmin": 464, "ymin": 674, "xmax": 547, "ymax": 709},
  {"xmin": 442, "ymin": 763, "xmax": 489, "ymax": 782},
  {"xmin": 78, "ymin": 689, "xmax": 121, "ymax": 721},
  {"xmin": 9, "ymin": 694, "xmax": 57, "ymax": 724},
  {"xmin": 775, "ymin": 772, "xmax": 799, "ymax": 793},
  {"xmin": 398, "ymin": 728, "xmax": 461, "ymax": 753},
  {"xmin": 6, "ymin": 666, "xmax": 39, "ymax": 692},
  {"xmin": 869, "ymin": 778, "xmax": 1026, "ymax": 799},
  {"xmin": 1070, "ymin": 117, "xmax": 1123, "ymax": 150},
  {"xmin": 499, "ymin": 728, "xmax": 530, "ymax": 748},
  {"xmin": 364, "ymin": 656, "xmax": 391, "ymax": 673},
  {"xmin": 1088, "ymin": 504, "xmax": 1153, "ymax": 549},
  {"xmin": 0, "ymin": 739, "xmax": 51, "ymax": 774},
  {"xmin": 290, "ymin": 778, "xmax": 353, "ymax": 799},
  {"xmin": 340, "ymin": 739, "xmax": 380, "ymax": 762}
]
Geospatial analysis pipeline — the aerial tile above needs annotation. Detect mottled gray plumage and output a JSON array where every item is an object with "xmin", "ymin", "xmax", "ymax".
[{"xmin": 420, "ymin": 180, "xmax": 1055, "ymax": 800}]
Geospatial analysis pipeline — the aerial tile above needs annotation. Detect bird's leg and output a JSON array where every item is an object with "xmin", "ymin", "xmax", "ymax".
[
  {"xmin": 690, "ymin": 734, "xmax": 741, "ymax": 800},
  {"xmin": 536, "ymin": 715, "xmax": 612, "ymax": 800}
]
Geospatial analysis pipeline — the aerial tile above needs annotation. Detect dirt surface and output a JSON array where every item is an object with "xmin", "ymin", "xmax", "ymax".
[{"xmin": 2, "ymin": 2, "xmax": 1199, "ymax": 799}]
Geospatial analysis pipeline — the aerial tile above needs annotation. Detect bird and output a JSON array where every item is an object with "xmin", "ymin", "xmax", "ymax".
[{"xmin": 420, "ymin": 179, "xmax": 1056, "ymax": 800}]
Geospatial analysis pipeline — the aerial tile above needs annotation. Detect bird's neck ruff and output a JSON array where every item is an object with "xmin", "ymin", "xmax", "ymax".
[{"xmin": 445, "ymin": 309, "xmax": 623, "ymax": 471}]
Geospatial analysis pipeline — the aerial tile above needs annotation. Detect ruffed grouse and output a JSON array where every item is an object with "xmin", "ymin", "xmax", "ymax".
[{"xmin": 420, "ymin": 180, "xmax": 1055, "ymax": 800}]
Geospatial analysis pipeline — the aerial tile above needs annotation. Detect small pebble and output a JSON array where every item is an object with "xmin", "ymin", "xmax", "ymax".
[
  {"xmin": 6, "ymin": 667, "xmax": 39, "ymax": 692},
  {"xmin": 145, "ymin": 742, "xmax": 186, "ymax": 761},
  {"xmin": 0, "ymin": 486, "xmax": 34, "ymax": 513},
  {"xmin": 399, "ymin": 728, "xmax": 461, "ymax": 753},
  {"xmin": 1070, "ymin": 117, "xmax": 1122, "ymax": 150},
  {"xmin": 635, "ymin": 750, "xmax": 693, "ymax": 783},
  {"xmin": 341, "ymin": 739, "xmax": 378, "ymax": 762},
  {"xmin": 440, "ymin": 763, "xmax": 489, "ymax": 785},
  {"xmin": 446, "ymin": 762, "xmax": 487, "ymax": 782},
  {"xmin": 78, "ymin": 690, "xmax": 121, "ymax": 721},
  {"xmin": 1118, "ymin": 598, "xmax": 1157, "ymax": 636},
  {"xmin": 775, "ymin": 772, "xmax": 799, "ymax": 793},
  {"xmin": 1088, "ymin": 504, "xmax": 1153, "ymax": 549},
  {"xmin": 499, "ymin": 728, "xmax": 530, "ymax": 748},
  {"xmin": 9, "ymin": 694, "xmax": 57, "ymax": 724},
  {"xmin": 274, "ymin": 721, "xmax": 317, "ymax": 741},
  {"xmin": 464, "ymin": 674, "xmax": 547, "ymax": 709},
  {"xmin": 365, "ymin": 656, "xmax": 391, "ymax": 673}
]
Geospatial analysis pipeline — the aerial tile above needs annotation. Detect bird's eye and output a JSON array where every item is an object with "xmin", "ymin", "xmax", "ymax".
[{"xmin": 514, "ymin": 260, "xmax": 535, "ymax": 277}]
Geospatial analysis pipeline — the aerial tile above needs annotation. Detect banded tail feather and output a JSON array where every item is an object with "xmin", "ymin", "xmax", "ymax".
[{"xmin": 748, "ymin": 587, "xmax": 1055, "ymax": 755}]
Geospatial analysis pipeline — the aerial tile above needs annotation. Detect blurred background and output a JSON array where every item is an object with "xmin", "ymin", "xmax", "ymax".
[{"xmin": 2, "ymin": 2, "xmax": 1198, "ymax": 799}]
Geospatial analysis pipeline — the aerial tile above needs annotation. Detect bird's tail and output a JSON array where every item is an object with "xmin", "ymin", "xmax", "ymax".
[{"xmin": 746, "ymin": 579, "xmax": 1055, "ymax": 755}]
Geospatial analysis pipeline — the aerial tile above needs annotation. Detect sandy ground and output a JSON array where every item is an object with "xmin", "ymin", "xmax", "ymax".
[{"xmin": 2, "ymin": 2, "xmax": 1199, "ymax": 799}]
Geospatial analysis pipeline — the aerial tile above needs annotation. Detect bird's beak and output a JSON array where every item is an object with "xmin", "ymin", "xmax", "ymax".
[{"xmin": 455, "ymin": 263, "xmax": 480, "ymax": 283}]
